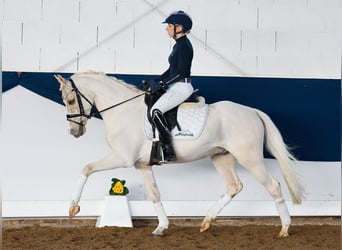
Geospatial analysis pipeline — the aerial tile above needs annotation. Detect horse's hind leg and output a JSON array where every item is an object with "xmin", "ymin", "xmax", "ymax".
[
  {"xmin": 238, "ymin": 157, "xmax": 291, "ymax": 237},
  {"xmin": 201, "ymin": 153, "xmax": 243, "ymax": 232}
]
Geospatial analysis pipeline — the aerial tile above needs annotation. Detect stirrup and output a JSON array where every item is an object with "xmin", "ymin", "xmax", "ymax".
[
  {"xmin": 162, "ymin": 144, "xmax": 177, "ymax": 162},
  {"xmin": 149, "ymin": 140, "xmax": 163, "ymax": 165},
  {"xmin": 149, "ymin": 140, "xmax": 177, "ymax": 165}
]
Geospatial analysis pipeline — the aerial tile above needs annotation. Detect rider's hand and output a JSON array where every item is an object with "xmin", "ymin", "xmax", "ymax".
[
  {"xmin": 141, "ymin": 80, "xmax": 150, "ymax": 91},
  {"xmin": 141, "ymin": 80, "xmax": 165, "ymax": 94},
  {"xmin": 149, "ymin": 80, "xmax": 161, "ymax": 93}
]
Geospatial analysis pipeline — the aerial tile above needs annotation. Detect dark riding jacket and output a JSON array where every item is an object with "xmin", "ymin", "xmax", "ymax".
[{"xmin": 156, "ymin": 35, "xmax": 193, "ymax": 85}]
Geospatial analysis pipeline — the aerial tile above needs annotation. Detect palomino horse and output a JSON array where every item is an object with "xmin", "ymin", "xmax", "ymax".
[{"xmin": 55, "ymin": 72, "xmax": 304, "ymax": 237}]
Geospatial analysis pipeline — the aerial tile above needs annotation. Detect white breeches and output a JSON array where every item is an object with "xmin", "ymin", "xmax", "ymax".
[{"xmin": 150, "ymin": 81, "xmax": 194, "ymax": 116}]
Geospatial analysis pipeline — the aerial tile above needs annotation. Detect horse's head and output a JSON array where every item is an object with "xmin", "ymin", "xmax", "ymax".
[{"xmin": 55, "ymin": 74, "xmax": 93, "ymax": 138}]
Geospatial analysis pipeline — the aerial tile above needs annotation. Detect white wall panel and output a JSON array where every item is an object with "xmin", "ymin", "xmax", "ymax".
[
  {"xmin": 227, "ymin": 7, "xmax": 257, "ymax": 30},
  {"xmin": 161, "ymin": 0, "xmax": 191, "ymax": 14},
  {"xmin": 40, "ymin": 48, "xmax": 78, "ymax": 72},
  {"xmin": 42, "ymin": 0, "xmax": 80, "ymax": 23},
  {"xmin": 318, "ymin": 8, "xmax": 342, "ymax": 32},
  {"xmin": 22, "ymin": 21, "xmax": 60, "ymax": 48},
  {"xmin": 78, "ymin": 47, "xmax": 116, "ymax": 73},
  {"xmin": 276, "ymin": 31, "xmax": 310, "ymax": 54},
  {"xmin": 115, "ymin": 47, "xmax": 155, "ymax": 74},
  {"xmin": 2, "ymin": 46, "xmax": 41, "ymax": 72},
  {"xmin": 253, "ymin": 30, "xmax": 275, "ymax": 53},
  {"xmin": 273, "ymin": 0, "xmax": 308, "ymax": 8},
  {"xmin": 2, "ymin": 21, "xmax": 22, "ymax": 46},
  {"xmin": 303, "ymin": 55, "xmax": 339, "ymax": 78},
  {"xmin": 60, "ymin": 23, "xmax": 97, "ymax": 49},
  {"xmin": 112, "ymin": 0, "xmax": 136, "ymax": 28},
  {"xmin": 241, "ymin": 30, "xmax": 258, "ymax": 53},
  {"xmin": 257, "ymin": 54, "xmax": 296, "ymax": 77},
  {"xmin": 258, "ymin": 7, "xmax": 293, "ymax": 30},
  {"xmin": 206, "ymin": 28, "xmax": 241, "ymax": 59},
  {"xmin": 310, "ymin": 32, "xmax": 341, "ymax": 56},
  {"xmin": 306, "ymin": 54, "xmax": 342, "ymax": 78},
  {"xmin": 79, "ymin": 0, "xmax": 116, "ymax": 24},
  {"xmin": 230, "ymin": 53, "xmax": 257, "ymax": 76},
  {"xmin": 238, "ymin": 0, "xmax": 257, "ymax": 7},
  {"xmin": 97, "ymin": 24, "xmax": 134, "ymax": 49},
  {"xmin": 239, "ymin": 0, "xmax": 286, "ymax": 8},
  {"xmin": 3, "ymin": 0, "xmax": 42, "ymax": 22},
  {"xmin": 290, "ymin": 55, "xmax": 326, "ymax": 77},
  {"xmin": 292, "ymin": 8, "xmax": 328, "ymax": 32},
  {"xmin": 189, "ymin": 0, "xmax": 233, "ymax": 30},
  {"xmin": 192, "ymin": 47, "xmax": 238, "ymax": 76},
  {"xmin": 133, "ymin": 11, "xmax": 169, "ymax": 47},
  {"xmin": 133, "ymin": 19, "xmax": 171, "ymax": 73},
  {"xmin": 257, "ymin": 53, "xmax": 340, "ymax": 78},
  {"xmin": 308, "ymin": 0, "xmax": 342, "ymax": 8}
]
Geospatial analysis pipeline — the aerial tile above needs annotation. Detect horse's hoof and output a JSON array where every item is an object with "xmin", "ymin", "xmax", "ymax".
[
  {"xmin": 277, "ymin": 225, "xmax": 290, "ymax": 238},
  {"xmin": 69, "ymin": 205, "xmax": 80, "ymax": 218},
  {"xmin": 200, "ymin": 218, "xmax": 212, "ymax": 232},
  {"xmin": 152, "ymin": 226, "xmax": 165, "ymax": 236},
  {"xmin": 278, "ymin": 231, "xmax": 290, "ymax": 238}
]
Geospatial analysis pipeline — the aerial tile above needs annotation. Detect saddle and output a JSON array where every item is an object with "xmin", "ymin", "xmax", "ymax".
[
  {"xmin": 144, "ymin": 89, "xmax": 200, "ymax": 134},
  {"xmin": 145, "ymin": 89, "xmax": 205, "ymax": 165}
]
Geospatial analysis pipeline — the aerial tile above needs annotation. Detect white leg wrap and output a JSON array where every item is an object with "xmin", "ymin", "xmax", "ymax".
[
  {"xmin": 71, "ymin": 174, "xmax": 87, "ymax": 205},
  {"xmin": 207, "ymin": 194, "xmax": 232, "ymax": 219},
  {"xmin": 275, "ymin": 197, "xmax": 291, "ymax": 225},
  {"xmin": 154, "ymin": 202, "xmax": 169, "ymax": 229}
]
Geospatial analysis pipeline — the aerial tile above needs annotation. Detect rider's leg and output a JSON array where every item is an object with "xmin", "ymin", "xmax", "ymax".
[
  {"xmin": 150, "ymin": 82, "xmax": 194, "ymax": 115},
  {"xmin": 151, "ymin": 109, "xmax": 176, "ymax": 161},
  {"xmin": 150, "ymin": 82, "xmax": 193, "ymax": 161}
]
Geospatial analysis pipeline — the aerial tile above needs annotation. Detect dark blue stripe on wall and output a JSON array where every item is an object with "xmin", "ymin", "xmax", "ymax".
[{"xmin": 2, "ymin": 71, "xmax": 341, "ymax": 162}]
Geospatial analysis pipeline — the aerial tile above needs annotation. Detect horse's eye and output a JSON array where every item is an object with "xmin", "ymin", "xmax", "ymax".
[{"xmin": 68, "ymin": 99, "xmax": 76, "ymax": 105}]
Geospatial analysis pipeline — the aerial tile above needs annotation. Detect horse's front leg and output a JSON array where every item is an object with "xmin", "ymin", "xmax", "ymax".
[
  {"xmin": 69, "ymin": 153, "xmax": 130, "ymax": 218},
  {"xmin": 136, "ymin": 166, "xmax": 169, "ymax": 236},
  {"xmin": 69, "ymin": 174, "xmax": 86, "ymax": 217}
]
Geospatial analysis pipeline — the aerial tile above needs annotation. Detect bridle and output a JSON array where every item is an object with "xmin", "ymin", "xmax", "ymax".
[{"xmin": 65, "ymin": 78, "xmax": 145, "ymax": 126}]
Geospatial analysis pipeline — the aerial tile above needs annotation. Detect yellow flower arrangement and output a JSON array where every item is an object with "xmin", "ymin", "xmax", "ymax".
[{"xmin": 109, "ymin": 178, "xmax": 129, "ymax": 195}]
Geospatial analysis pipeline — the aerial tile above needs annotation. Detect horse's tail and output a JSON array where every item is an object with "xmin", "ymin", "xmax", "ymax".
[{"xmin": 254, "ymin": 109, "xmax": 304, "ymax": 205}]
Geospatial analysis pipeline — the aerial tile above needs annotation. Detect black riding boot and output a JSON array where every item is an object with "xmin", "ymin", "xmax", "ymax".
[{"xmin": 152, "ymin": 109, "xmax": 177, "ymax": 162}]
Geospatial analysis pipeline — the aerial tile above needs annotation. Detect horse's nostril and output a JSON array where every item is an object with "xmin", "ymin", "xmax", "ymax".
[{"xmin": 70, "ymin": 127, "xmax": 83, "ymax": 138}]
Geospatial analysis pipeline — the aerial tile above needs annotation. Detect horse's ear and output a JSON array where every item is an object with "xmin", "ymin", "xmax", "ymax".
[{"xmin": 54, "ymin": 74, "xmax": 68, "ymax": 91}]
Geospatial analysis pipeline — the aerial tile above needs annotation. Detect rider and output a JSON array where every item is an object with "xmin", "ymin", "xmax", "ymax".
[{"xmin": 147, "ymin": 10, "xmax": 194, "ymax": 162}]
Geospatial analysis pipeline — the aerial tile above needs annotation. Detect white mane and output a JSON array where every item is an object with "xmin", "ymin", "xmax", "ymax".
[{"xmin": 72, "ymin": 71, "xmax": 142, "ymax": 94}]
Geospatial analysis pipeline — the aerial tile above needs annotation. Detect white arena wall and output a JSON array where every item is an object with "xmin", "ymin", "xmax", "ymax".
[
  {"xmin": 1, "ymin": 0, "xmax": 341, "ymax": 219},
  {"xmin": 2, "ymin": 0, "xmax": 341, "ymax": 78}
]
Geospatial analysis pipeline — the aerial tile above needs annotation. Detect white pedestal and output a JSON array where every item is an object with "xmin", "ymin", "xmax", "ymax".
[{"xmin": 96, "ymin": 195, "xmax": 133, "ymax": 228}]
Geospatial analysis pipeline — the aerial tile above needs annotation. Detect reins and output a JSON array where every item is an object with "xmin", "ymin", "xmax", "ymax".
[
  {"xmin": 96, "ymin": 91, "xmax": 146, "ymax": 114},
  {"xmin": 67, "ymin": 78, "xmax": 146, "ymax": 125}
]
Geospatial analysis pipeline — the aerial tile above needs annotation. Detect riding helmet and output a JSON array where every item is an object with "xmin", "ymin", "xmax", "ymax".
[{"xmin": 162, "ymin": 10, "xmax": 192, "ymax": 33}]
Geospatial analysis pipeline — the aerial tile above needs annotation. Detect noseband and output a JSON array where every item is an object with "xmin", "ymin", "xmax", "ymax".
[
  {"xmin": 65, "ymin": 78, "xmax": 145, "ymax": 126},
  {"xmin": 65, "ymin": 79, "xmax": 93, "ymax": 126}
]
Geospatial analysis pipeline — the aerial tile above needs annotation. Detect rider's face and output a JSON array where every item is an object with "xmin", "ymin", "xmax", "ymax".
[
  {"xmin": 166, "ymin": 24, "xmax": 174, "ymax": 37},
  {"xmin": 165, "ymin": 24, "xmax": 182, "ymax": 38}
]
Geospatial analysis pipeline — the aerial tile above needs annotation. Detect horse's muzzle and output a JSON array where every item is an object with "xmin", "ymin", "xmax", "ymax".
[{"xmin": 70, "ymin": 126, "xmax": 86, "ymax": 138}]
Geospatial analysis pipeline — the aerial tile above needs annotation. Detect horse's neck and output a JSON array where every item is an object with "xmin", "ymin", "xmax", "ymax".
[
  {"xmin": 78, "ymin": 76, "xmax": 136, "ymax": 108},
  {"xmin": 81, "ymin": 75, "xmax": 145, "ymax": 124}
]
